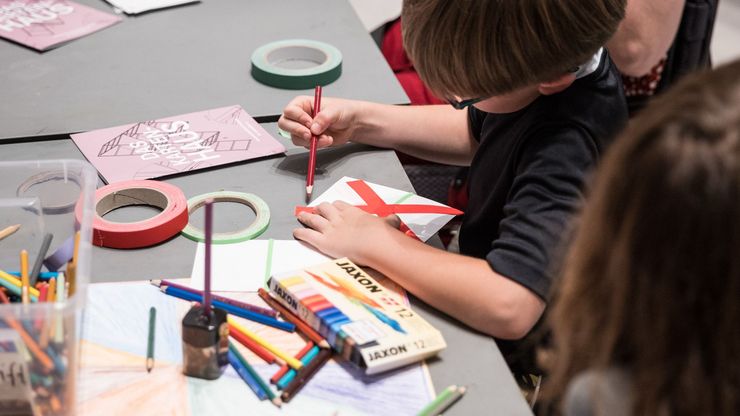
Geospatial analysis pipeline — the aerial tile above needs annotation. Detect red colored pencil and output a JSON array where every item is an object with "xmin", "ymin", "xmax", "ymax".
[
  {"xmin": 270, "ymin": 341, "xmax": 314, "ymax": 385},
  {"xmin": 305, "ymin": 85, "xmax": 322, "ymax": 201},
  {"xmin": 258, "ymin": 288, "xmax": 330, "ymax": 349},
  {"xmin": 229, "ymin": 323, "xmax": 284, "ymax": 366}
]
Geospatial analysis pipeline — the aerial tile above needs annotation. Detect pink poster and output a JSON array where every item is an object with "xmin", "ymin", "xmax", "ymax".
[
  {"xmin": 71, "ymin": 105, "xmax": 287, "ymax": 183},
  {"xmin": 0, "ymin": 0, "xmax": 120, "ymax": 51}
]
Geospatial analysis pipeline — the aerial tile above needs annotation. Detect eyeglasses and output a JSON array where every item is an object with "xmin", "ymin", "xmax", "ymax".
[{"xmin": 447, "ymin": 96, "xmax": 485, "ymax": 110}]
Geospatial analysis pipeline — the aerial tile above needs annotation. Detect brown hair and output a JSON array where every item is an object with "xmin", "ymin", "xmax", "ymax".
[
  {"xmin": 546, "ymin": 59, "xmax": 740, "ymax": 415},
  {"xmin": 401, "ymin": 0, "xmax": 626, "ymax": 98}
]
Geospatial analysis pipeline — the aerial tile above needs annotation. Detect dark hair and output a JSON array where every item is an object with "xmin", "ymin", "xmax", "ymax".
[
  {"xmin": 401, "ymin": 0, "xmax": 626, "ymax": 98},
  {"xmin": 546, "ymin": 58, "xmax": 740, "ymax": 415}
]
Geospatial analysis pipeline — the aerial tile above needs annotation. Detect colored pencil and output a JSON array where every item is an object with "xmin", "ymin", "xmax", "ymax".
[
  {"xmin": 280, "ymin": 347, "xmax": 332, "ymax": 403},
  {"xmin": 67, "ymin": 231, "xmax": 80, "ymax": 295},
  {"xmin": 228, "ymin": 318, "xmax": 303, "ymax": 370},
  {"xmin": 270, "ymin": 341, "xmax": 314, "ymax": 384},
  {"xmin": 0, "ymin": 269, "xmax": 40, "ymax": 300},
  {"xmin": 416, "ymin": 385, "xmax": 467, "ymax": 416},
  {"xmin": 151, "ymin": 279, "xmax": 277, "ymax": 318},
  {"xmin": 0, "ymin": 290, "xmax": 54, "ymax": 371},
  {"xmin": 54, "ymin": 272, "xmax": 65, "ymax": 344},
  {"xmin": 258, "ymin": 288, "xmax": 330, "ymax": 348},
  {"xmin": 6, "ymin": 271, "xmax": 60, "ymax": 280},
  {"xmin": 228, "ymin": 347, "xmax": 268, "ymax": 401},
  {"xmin": 160, "ymin": 285, "xmax": 295, "ymax": 332},
  {"xmin": 277, "ymin": 345, "xmax": 320, "ymax": 390},
  {"xmin": 38, "ymin": 283, "xmax": 48, "ymax": 303},
  {"xmin": 229, "ymin": 323, "xmax": 282, "ymax": 365},
  {"xmin": 47, "ymin": 278, "xmax": 56, "ymax": 303},
  {"xmin": 305, "ymin": 85, "xmax": 322, "ymax": 201},
  {"xmin": 203, "ymin": 198, "xmax": 213, "ymax": 317},
  {"xmin": 228, "ymin": 341, "xmax": 281, "ymax": 408},
  {"xmin": 20, "ymin": 250, "xmax": 29, "ymax": 304},
  {"xmin": 0, "ymin": 224, "xmax": 20, "ymax": 241},
  {"xmin": 147, "ymin": 306, "xmax": 156, "ymax": 373},
  {"xmin": 29, "ymin": 233, "xmax": 53, "ymax": 286}
]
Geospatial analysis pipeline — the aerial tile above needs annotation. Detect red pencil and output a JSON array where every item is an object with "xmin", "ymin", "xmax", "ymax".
[
  {"xmin": 229, "ymin": 323, "xmax": 284, "ymax": 366},
  {"xmin": 270, "ymin": 341, "xmax": 314, "ymax": 385},
  {"xmin": 258, "ymin": 288, "xmax": 330, "ymax": 349},
  {"xmin": 306, "ymin": 85, "xmax": 322, "ymax": 201}
]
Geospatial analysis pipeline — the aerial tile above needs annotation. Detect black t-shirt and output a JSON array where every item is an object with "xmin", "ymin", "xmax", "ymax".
[{"xmin": 461, "ymin": 51, "xmax": 627, "ymax": 301}]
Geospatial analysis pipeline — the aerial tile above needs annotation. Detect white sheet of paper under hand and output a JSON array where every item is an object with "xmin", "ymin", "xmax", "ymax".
[{"xmin": 304, "ymin": 176, "xmax": 461, "ymax": 242}]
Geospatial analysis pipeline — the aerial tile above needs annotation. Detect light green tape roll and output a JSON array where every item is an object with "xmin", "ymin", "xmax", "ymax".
[
  {"xmin": 251, "ymin": 39, "xmax": 342, "ymax": 90},
  {"xmin": 181, "ymin": 191, "xmax": 270, "ymax": 244}
]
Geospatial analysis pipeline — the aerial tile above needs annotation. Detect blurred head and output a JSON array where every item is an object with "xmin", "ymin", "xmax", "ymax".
[
  {"xmin": 547, "ymin": 59, "xmax": 740, "ymax": 415},
  {"xmin": 401, "ymin": 0, "xmax": 626, "ymax": 99}
]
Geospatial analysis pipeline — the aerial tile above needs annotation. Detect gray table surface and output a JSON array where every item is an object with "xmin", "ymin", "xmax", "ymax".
[
  {"xmin": 0, "ymin": 125, "xmax": 532, "ymax": 415},
  {"xmin": 0, "ymin": 0, "xmax": 409, "ymax": 141}
]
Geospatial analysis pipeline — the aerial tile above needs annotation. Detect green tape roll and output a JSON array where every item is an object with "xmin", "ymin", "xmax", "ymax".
[
  {"xmin": 251, "ymin": 39, "xmax": 342, "ymax": 90},
  {"xmin": 181, "ymin": 191, "xmax": 270, "ymax": 244}
]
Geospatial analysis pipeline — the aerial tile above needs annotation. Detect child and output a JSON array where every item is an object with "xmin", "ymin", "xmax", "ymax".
[
  {"xmin": 279, "ymin": 0, "xmax": 627, "ymax": 372},
  {"xmin": 547, "ymin": 59, "xmax": 740, "ymax": 415}
]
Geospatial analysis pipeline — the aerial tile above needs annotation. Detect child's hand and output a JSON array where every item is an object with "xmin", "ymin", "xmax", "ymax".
[
  {"xmin": 293, "ymin": 201, "xmax": 401, "ymax": 263},
  {"xmin": 278, "ymin": 96, "xmax": 360, "ymax": 149}
]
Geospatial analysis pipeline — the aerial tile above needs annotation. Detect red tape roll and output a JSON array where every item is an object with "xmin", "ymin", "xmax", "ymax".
[{"xmin": 76, "ymin": 180, "xmax": 189, "ymax": 249}]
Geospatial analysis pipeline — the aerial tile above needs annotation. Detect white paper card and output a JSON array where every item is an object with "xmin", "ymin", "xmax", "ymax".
[
  {"xmin": 105, "ymin": 0, "xmax": 199, "ymax": 14},
  {"xmin": 309, "ymin": 176, "xmax": 460, "ymax": 242},
  {"xmin": 190, "ymin": 239, "xmax": 331, "ymax": 292}
]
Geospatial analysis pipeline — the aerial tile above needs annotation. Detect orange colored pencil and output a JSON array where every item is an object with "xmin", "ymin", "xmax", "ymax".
[
  {"xmin": 20, "ymin": 250, "xmax": 29, "ymax": 304},
  {"xmin": 270, "ymin": 341, "xmax": 314, "ymax": 384},
  {"xmin": 47, "ymin": 277, "xmax": 56, "ymax": 303},
  {"xmin": 258, "ymin": 288, "xmax": 330, "ymax": 349}
]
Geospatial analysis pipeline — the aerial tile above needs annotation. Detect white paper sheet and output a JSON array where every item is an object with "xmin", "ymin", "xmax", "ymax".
[
  {"xmin": 190, "ymin": 239, "xmax": 331, "ymax": 292},
  {"xmin": 308, "ymin": 176, "xmax": 459, "ymax": 242},
  {"xmin": 105, "ymin": 0, "xmax": 199, "ymax": 15}
]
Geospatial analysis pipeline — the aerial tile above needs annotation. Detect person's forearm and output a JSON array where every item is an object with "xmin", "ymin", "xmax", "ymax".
[
  {"xmin": 607, "ymin": 0, "xmax": 685, "ymax": 77},
  {"xmin": 355, "ymin": 228, "xmax": 545, "ymax": 339},
  {"xmin": 350, "ymin": 102, "xmax": 476, "ymax": 166}
]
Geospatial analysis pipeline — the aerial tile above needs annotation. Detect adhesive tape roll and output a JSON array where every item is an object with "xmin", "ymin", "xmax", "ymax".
[
  {"xmin": 76, "ymin": 180, "xmax": 189, "ymax": 249},
  {"xmin": 181, "ymin": 191, "xmax": 270, "ymax": 244},
  {"xmin": 17, "ymin": 170, "xmax": 82, "ymax": 215},
  {"xmin": 251, "ymin": 39, "xmax": 342, "ymax": 90}
]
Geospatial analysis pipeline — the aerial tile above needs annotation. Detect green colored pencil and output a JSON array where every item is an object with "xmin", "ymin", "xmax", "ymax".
[
  {"xmin": 146, "ymin": 307, "xmax": 156, "ymax": 373},
  {"xmin": 417, "ymin": 385, "xmax": 467, "ymax": 416},
  {"xmin": 228, "ymin": 341, "xmax": 282, "ymax": 408}
]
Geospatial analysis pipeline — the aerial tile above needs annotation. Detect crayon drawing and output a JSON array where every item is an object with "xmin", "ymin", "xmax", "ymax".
[{"xmin": 79, "ymin": 281, "xmax": 434, "ymax": 415}]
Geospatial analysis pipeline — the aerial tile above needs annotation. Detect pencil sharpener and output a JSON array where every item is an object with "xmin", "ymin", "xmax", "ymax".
[{"xmin": 181, "ymin": 305, "xmax": 229, "ymax": 380}]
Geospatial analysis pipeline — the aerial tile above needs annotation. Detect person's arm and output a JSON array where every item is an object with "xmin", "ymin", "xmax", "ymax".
[
  {"xmin": 606, "ymin": 0, "xmax": 686, "ymax": 77},
  {"xmin": 279, "ymin": 97, "xmax": 476, "ymax": 165},
  {"xmin": 295, "ymin": 202, "xmax": 545, "ymax": 339}
]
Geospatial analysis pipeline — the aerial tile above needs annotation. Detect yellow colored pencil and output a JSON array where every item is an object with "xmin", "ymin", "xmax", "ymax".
[
  {"xmin": 0, "ymin": 224, "xmax": 20, "ymax": 241},
  {"xmin": 20, "ymin": 250, "xmax": 29, "ymax": 304},
  {"xmin": 228, "ymin": 318, "xmax": 303, "ymax": 370},
  {"xmin": 0, "ymin": 269, "xmax": 40, "ymax": 299},
  {"xmin": 68, "ymin": 231, "xmax": 80, "ymax": 295}
]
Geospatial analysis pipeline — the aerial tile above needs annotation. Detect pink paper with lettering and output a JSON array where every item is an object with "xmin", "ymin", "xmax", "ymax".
[
  {"xmin": 71, "ymin": 105, "xmax": 287, "ymax": 184},
  {"xmin": 0, "ymin": 0, "xmax": 121, "ymax": 51}
]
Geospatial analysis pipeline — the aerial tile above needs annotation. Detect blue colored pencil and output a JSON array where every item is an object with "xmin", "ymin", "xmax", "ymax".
[
  {"xmin": 159, "ymin": 285, "xmax": 295, "ymax": 332},
  {"xmin": 229, "ymin": 341, "xmax": 281, "ymax": 408},
  {"xmin": 6, "ymin": 271, "xmax": 60, "ymax": 280},
  {"xmin": 228, "ymin": 349, "xmax": 268, "ymax": 401},
  {"xmin": 277, "ymin": 345, "xmax": 320, "ymax": 390}
]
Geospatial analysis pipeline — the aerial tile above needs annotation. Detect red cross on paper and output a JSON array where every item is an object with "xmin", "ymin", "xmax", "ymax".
[{"xmin": 295, "ymin": 180, "xmax": 462, "ymax": 240}]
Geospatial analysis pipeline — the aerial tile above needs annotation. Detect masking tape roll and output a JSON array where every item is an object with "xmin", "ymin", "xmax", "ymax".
[
  {"xmin": 76, "ymin": 180, "xmax": 189, "ymax": 249},
  {"xmin": 17, "ymin": 170, "xmax": 82, "ymax": 215},
  {"xmin": 181, "ymin": 191, "xmax": 270, "ymax": 244},
  {"xmin": 251, "ymin": 39, "xmax": 342, "ymax": 90}
]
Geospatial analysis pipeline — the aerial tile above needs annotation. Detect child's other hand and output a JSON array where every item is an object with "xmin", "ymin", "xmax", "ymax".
[
  {"xmin": 293, "ymin": 201, "xmax": 401, "ymax": 263},
  {"xmin": 278, "ymin": 96, "xmax": 359, "ymax": 149}
]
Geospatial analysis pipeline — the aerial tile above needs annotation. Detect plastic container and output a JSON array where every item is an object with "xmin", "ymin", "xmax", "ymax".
[{"xmin": 0, "ymin": 160, "xmax": 96, "ymax": 415}]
